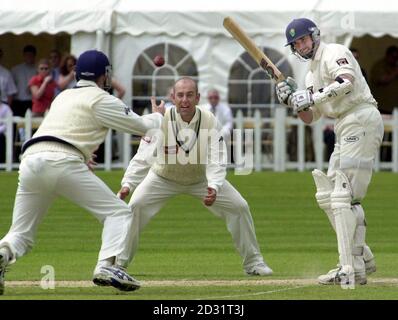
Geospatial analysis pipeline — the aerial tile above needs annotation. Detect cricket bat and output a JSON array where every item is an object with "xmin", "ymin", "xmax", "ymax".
[{"xmin": 223, "ymin": 16, "xmax": 285, "ymax": 83}]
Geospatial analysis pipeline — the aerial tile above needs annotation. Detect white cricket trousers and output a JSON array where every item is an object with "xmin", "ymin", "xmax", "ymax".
[
  {"xmin": 0, "ymin": 152, "xmax": 134, "ymax": 267},
  {"xmin": 329, "ymin": 107, "xmax": 384, "ymax": 200},
  {"xmin": 127, "ymin": 170, "xmax": 265, "ymax": 269}
]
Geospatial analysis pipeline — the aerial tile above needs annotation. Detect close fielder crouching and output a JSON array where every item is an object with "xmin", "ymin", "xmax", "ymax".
[
  {"xmin": 276, "ymin": 18, "xmax": 383, "ymax": 287},
  {"xmin": 118, "ymin": 77, "xmax": 273, "ymax": 277},
  {"xmin": 0, "ymin": 50, "xmax": 164, "ymax": 295}
]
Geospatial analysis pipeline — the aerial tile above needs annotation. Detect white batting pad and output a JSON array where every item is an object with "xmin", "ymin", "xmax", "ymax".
[
  {"xmin": 331, "ymin": 170, "xmax": 356, "ymax": 269},
  {"xmin": 312, "ymin": 169, "xmax": 335, "ymax": 228}
]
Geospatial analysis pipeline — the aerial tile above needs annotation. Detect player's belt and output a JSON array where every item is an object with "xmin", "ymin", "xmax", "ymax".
[{"xmin": 21, "ymin": 135, "xmax": 79, "ymax": 154}]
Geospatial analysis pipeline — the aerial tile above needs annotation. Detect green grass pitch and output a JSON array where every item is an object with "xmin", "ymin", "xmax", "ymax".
[{"xmin": 0, "ymin": 170, "xmax": 397, "ymax": 300}]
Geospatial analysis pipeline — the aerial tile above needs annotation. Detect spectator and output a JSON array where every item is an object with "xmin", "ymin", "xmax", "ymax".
[
  {"xmin": 0, "ymin": 48, "xmax": 17, "ymax": 106},
  {"xmin": 0, "ymin": 100, "xmax": 12, "ymax": 163},
  {"xmin": 49, "ymin": 49, "xmax": 62, "ymax": 96},
  {"xmin": 370, "ymin": 45, "xmax": 398, "ymax": 161},
  {"xmin": 370, "ymin": 45, "xmax": 398, "ymax": 114},
  {"xmin": 11, "ymin": 45, "xmax": 37, "ymax": 117},
  {"xmin": 28, "ymin": 59, "xmax": 57, "ymax": 117},
  {"xmin": 58, "ymin": 54, "xmax": 77, "ymax": 91},
  {"xmin": 109, "ymin": 77, "xmax": 126, "ymax": 99},
  {"xmin": 350, "ymin": 48, "xmax": 368, "ymax": 82},
  {"xmin": 204, "ymin": 89, "xmax": 233, "ymax": 162},
  {"xmin": 205, "ymin": 89, "xmax": 233, "ymax": 137}
]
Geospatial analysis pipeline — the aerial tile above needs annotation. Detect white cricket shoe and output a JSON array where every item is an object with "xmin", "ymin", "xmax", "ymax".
[
  {"xmin": 328, "ymin": 258, "xmax": 377, "ymax": 275},
  {"xmin": 318, "ymin": 266, "xmax": 366, "ymax": 286},
  {"xmin": 0, "ymin": 254, "xmax": 6, "ymax": 295},
  {"xmin": 93, "ymin": 266, "xmax": 141, "ymax": 292},
  {"xmin": 245, "ymin": 263, "xmax": 273, "ymax": 276}
]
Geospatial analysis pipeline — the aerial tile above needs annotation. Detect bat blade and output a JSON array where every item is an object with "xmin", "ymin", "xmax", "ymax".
[{"xmin": 223, "ymin": 16, "xmax": 285, "ymax": 82}]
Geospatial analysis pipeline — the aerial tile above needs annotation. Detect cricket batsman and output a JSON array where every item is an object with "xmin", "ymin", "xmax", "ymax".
[{"xmin": 275, "ymin": 18, "xmax": 383, "ymax": 286}]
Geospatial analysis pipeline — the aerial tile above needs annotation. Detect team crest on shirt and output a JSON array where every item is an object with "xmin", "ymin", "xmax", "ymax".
[
  {"xmin": 124, "ymin": 106, "xmax": 131, "ymax": 115},
  {"xmin": 336, "ymin": 58, "xmax": 349, "ymax": 66}
]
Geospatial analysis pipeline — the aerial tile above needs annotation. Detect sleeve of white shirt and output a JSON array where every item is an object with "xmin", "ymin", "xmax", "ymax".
[
  {"xmin": 206, "ymin": 117, "xmax": 227, "ymax": 193},
  {"xmin": 325, "ymin": 44, "xmax": 356, "ymax": 80},
  {"xmin": 93, "ymin": 94, "xmax": 163, "ymax": 136},
  {"xmin": 4, "ymin": 70, "xmax": 17, "ymax": 96},
  {"xmin": 121, "ymin": 137, "xmax": 157, "ymax": 192},
  {"xmin": 221, "ymin": 105, "xmax": 233, "ymax": 137},
  {"xmin": 304, "ymin": 71, "xmax": 322, "ymax": 123},
  {"xmin": 0, "ymin": 104, "xmax": 12, "ymax": 133}
]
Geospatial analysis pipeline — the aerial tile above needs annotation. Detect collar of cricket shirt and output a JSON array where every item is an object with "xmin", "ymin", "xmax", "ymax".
[
  {"xmin": 313, "ymin": 41, "xmax": 325, "ymax": 62},
  {"xmin": 75, "ymin": 79, "xmax": 100, "ymax": 88},
  {"xmin": 170, "ymin": 106, "xmax": 202, "ymax": 154}
]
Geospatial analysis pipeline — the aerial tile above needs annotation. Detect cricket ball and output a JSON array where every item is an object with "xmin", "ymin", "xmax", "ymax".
[{"xmin": 153, "ymin": 55, "xmax": 165, "ymax": 67}]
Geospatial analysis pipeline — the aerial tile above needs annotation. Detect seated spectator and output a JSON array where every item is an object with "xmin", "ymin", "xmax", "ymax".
[
  {"xmin": 58, "ymin": 54, "xmax": 77, "ymax": 91},
  {"xmin": 28, "ymin": 59, "xmax": 57, "ymax": 117}
]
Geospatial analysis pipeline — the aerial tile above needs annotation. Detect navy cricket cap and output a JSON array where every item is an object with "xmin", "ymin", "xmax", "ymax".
[{"xmin": 76, "ymin": 50, "xmax": 111, "ymax": 81}]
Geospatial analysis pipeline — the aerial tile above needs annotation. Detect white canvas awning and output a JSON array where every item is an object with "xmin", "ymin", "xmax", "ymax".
[
  {"xmin": 0, "ymin": 0, "xmax": 116, "ymax": 35},
  {"xmin": 2, "ymin": 0, "xmax": 398, "ymax": 37},
  {"xmin": 112, "ymin": 0, "xmax": 398, "ymax": 38},
  {"xmin": 1, "ymin": 0, "xmax": 397, "ymax": 113}
]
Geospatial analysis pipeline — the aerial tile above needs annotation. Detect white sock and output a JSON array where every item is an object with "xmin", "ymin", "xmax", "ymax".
[{"xmin": 94, "ymin": 257, "xmax": 114, "ymax": 274}]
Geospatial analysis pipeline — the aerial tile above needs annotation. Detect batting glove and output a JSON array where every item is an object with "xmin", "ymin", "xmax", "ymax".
[
  {"xmin": 291, "ymin": 89, "xmax": 313, "ymax": 113},
  {"xmin": 276, "ymin": 77, "xmax": 297, "ymax": 106}
]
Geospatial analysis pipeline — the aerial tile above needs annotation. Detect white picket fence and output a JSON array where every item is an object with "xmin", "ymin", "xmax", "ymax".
[{"xmin": 1, "ymin": 107, "xmax": 398, "ymax": 172}]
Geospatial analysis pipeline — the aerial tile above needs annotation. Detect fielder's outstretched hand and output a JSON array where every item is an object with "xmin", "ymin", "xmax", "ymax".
[
  {"xmin": 203, "ymin": 187, "xmax": 217, "ymax": 206},
  {"xmin": 151, "ymin": 96, "xmax": 165, "ymax": 115},
  {"xmin": 117, "ymin": 186, "xmax": 131, "ymax": 200}
]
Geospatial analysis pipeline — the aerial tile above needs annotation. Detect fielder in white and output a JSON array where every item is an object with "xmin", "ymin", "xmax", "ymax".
[
  {"xmin": 276, "ymin": 18, "xmax": 383, "ymax": 287},
  {"xmin": 118, "ymin": 77, "xmax": 273, "ymax": 276},
  {"xmin": 0, "ymin": 50, "xmax": 164, "ymax": 295}
]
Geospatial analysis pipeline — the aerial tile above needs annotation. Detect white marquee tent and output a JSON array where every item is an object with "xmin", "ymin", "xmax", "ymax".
[{"xmin": 1, "ymin": 0, "xmax": 398, "ymax": 104}]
